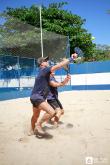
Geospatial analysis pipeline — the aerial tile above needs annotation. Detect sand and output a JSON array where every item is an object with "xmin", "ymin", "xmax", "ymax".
[{"xmin": 0, "ymin": 90, "xmax": 110, "ymax": 165}]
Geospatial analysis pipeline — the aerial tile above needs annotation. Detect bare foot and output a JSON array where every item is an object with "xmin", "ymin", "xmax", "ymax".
[
  {"xmin": 27, "ymin": 127, "xmax": 34, "ymax": 136},
  {"xmin": 53, "ymin": 121, "xmax": 58, "ymax": 128},
  {"xmin": 34, "ymin": 125, "xmax": 45, "ymax": 135}
]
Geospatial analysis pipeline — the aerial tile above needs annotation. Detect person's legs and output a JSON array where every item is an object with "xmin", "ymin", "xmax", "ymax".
[
  {"xmin": 49, "ymin": 108, "xmax": 63, "ymax": 128},
  {"xmin": 27, "ymin": 106, "xmax": 41, "ymax": 136},
  {"xmin": 47, "ymin": 99, "xmax": 64, "ymax": 126},
  {"xmin": 31, "ymin": 106, "xmax": 40, "ymax": 131},
  {"xmin": 34, "ymin": 101, "xmax": 55, "ymax": 135},
  {"xmin": 55, "ymin": 98, "xmax": 64, "ymax": 123},
  {"xmin": 55, "ymin": 108, "xmax": 64, "ymax": 121}
]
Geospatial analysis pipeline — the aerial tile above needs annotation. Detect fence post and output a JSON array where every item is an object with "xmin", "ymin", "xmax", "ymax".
[{"xmin": 17, "ymin": 56, "xmax": 21, "ymax": 89}]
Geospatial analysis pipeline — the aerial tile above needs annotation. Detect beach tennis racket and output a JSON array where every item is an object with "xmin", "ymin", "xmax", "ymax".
[
  {"xmin": 63, "ymin": 47, "xmax": 84, "ymax": 74},
  {"xmin": 74, "ymin": 47, "xmax": 84, "ymax": 58},
  {"xmin": 73, "ymin": 47, "xmax": 84, "ymax": 63}
]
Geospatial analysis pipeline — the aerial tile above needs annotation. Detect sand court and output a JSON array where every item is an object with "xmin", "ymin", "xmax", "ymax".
[{"xmin": 0, "ymin": 90, "xmax": 110, "ymax": 165}]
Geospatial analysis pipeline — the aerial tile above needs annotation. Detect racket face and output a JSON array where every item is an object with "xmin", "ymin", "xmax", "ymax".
[{"xmin": 74, "ymin": 47, "xmax": 84, "ymax": 57}]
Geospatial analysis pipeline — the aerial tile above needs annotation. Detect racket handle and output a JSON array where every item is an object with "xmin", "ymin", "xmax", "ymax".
[{"xmin": 69, "ymin": 53, "xmax": 78, "ymax": 62}]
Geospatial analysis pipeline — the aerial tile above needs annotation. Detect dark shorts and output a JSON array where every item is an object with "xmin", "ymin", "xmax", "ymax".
[
  {"xmin": 30, "ymin": 93, "xmax": 47, "ymax": 108},
  {"xmin": 30, "ymin": 98, "xmax": 45, "ymax": 108},
  {"xmin": 47, "ymin": 98, "xmax": 63, "ymax": 110}
]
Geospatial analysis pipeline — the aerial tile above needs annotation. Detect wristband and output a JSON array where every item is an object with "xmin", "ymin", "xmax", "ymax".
[{"xmin": 69, "ymin": 57, "xmax": 74, "ymax": 63}]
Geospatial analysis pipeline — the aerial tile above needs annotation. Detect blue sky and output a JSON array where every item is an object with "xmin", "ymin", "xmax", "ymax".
[{"xmin": 0, "ymin": 0, "xmax": 110, "ymax": 45}]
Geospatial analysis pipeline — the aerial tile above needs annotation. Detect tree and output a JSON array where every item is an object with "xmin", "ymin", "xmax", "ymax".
[
  {"xmin": 93, "ymin": 44, "xmax": 110, "ymax": 61},
  {"xmin": 4, "ymin": 2, "xmax": 96, "ymax": 61}
]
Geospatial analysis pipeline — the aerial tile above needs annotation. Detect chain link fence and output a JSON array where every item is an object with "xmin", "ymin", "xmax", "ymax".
[{"xmin": 0, "ymin": 13, "xmax": 70, "ymax": 88}]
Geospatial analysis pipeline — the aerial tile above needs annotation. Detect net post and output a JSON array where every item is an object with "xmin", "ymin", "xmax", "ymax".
[{"xmin": 17, "ymin": 56, "xmax": 20, "ymax": 89}]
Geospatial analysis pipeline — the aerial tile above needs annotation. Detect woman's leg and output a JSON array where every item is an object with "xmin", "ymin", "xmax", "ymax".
[
  {"xmin": 34, "ymin": 101, "xmax": 55, "ymax": 135},
  {"xmin": 31, "ymin": 106, "xmax": 40, "ymax": 131}
]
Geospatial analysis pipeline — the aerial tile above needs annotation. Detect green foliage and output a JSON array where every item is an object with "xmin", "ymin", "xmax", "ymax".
[
  {"xmin": 93, "ymin": 44, "xmax": 110, "ymax": 61},
  {"xmin": 4, "ymin": 2, "xmax": 97, "ymax": 61}
]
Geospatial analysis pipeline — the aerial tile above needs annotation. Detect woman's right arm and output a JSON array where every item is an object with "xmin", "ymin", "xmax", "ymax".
[{"xmin": 50, "ymin": 53, "xmax": 77, "ymax": 72}]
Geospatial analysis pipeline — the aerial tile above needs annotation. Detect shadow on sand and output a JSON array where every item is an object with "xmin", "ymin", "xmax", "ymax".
[{"xmin": 35, "ymin": 132, "xmax": 53, "ymax": 139}]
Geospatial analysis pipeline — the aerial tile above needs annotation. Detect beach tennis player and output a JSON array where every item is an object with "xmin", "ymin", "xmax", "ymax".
[
  {"xmin": 47, "ymin": 72, "xmax": 71, "ymax": 127},
  {"xmin": 30, "ymin": 53, "xmax": 77, "ymax": 136}
]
